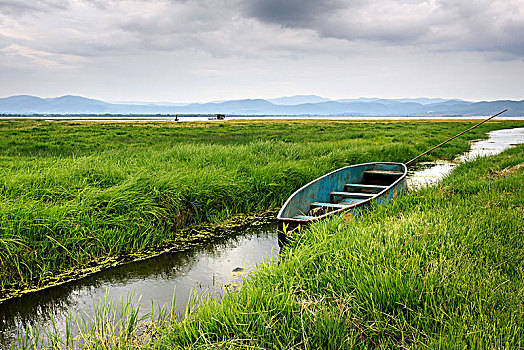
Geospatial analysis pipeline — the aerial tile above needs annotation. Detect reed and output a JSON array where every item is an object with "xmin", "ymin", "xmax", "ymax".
[
  {"xmin": 14, "ymin": 291, "xmax": 175, "ymax": 350},
  {"xmin": 1, "ymin": 119, "xmax": 522, "ymax": 294},
  {"xmin": 11, "ymin": 143, "xmax": 524, "ymax": 349}
]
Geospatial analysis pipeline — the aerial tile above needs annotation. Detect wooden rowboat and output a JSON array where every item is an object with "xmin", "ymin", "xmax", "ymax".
[
  {"xmin": 277, "ymin": 162, "xmax": 407, "ymax": 227},
  {"xmin": 277, "ymin": 109, "xmax": 507, "ymax": 230}
]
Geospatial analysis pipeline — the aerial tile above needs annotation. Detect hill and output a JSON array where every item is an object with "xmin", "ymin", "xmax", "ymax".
[{"xmin": 1, "ymin": 95, "xmax": 523, "ymax": 116}]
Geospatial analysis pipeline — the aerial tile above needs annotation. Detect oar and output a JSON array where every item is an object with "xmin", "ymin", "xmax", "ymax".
[{"xmin": 404, "ymin": 109, "xmax": 508, "ymax": 166}]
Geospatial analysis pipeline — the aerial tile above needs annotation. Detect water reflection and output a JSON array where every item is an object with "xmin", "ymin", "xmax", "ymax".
[
  {"xmin": 0, "ymin": 223, "xmax": 279, "ymax": 348},
  {"xmin": 408, "ymin": 127, "xmax": 524, "ymax": 189}
]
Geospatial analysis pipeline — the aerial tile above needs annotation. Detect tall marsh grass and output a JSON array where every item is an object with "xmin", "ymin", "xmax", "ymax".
[
  {"xmin": 14, "ymin": 290, "xmax": 177, "ymax": 350},
  {"xmin": 151, "ymin": 146, "xmax": 524, "ymax": 349},
  {"xmin": 1, "ymin": 119, "xmax": 522, "ymax": 294}
]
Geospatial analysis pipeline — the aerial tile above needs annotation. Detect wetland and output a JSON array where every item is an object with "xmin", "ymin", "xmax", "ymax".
[{"xmin": 1, "ymin": 119, "xmax": 523, "ymax": 348}]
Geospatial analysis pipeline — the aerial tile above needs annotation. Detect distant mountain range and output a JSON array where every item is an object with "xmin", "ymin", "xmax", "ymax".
[{"xmin": 1, "ymin": 94, "xmax": 523, "ymax": 116}]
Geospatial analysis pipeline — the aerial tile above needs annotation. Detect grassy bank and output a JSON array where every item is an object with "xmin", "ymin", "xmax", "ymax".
[
  {"xmin": 151, "ymin": 144, "xmax": 524, "ymax": 349},
  {"xmin": 0, "ymin": 119, "xmax": 522, "ymax": 296}
]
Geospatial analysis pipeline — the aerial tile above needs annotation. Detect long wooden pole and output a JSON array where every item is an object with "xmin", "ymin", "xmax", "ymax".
[{"xmin": 405, "ymin": 109, "xmax": 508, "ymax": 166}]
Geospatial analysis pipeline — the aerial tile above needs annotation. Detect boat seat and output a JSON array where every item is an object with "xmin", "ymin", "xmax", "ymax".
[
  {"xmin": 310, "ymin": 202, "xmax": 350, "ymax": 209},
  {"xmin": 331, "ymin": 191, "xmax": 375, "ymax": 198},
  {"xmin": 363, "ymin": 170, "xmax": 403, "ymax": 176},
  {"xmin": 339, "ymin": 198, "xmax": 365, "ymax": 205},
  {"xmin": 344, "ymin": 183, "xmax": 387, "ymax": 192},
  {"xmin": 363, "ymin": 170, "xmax": 404, "ymax": 185}
]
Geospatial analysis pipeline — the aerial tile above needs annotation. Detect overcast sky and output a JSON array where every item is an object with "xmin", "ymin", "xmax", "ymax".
[{"xmin": 1, "ymin": 0, "xmax": 523, "ymax": 102}]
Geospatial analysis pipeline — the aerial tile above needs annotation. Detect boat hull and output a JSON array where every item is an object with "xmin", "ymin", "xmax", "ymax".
[{"xmin": 277, "ymin": 162, "xmax": 407, "ymax": 229}]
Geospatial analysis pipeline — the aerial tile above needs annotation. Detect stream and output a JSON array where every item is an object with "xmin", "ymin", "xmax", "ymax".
[{"xmin": 1, "ymin": 127, "xmax": 523, "ymax": 348}]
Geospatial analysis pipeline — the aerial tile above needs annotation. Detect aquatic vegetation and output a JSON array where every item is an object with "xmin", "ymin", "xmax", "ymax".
[
  {"xmin": 15, "ymin": 291, "xmax": 177, "ymax": 350},
  {"xmin": 0, "ymin": 119, "xmax": 522, "ymax": 298}
]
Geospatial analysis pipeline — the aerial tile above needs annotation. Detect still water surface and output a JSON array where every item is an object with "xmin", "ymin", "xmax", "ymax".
[
  {"xmin": 407, "ymin": 127, "xmax": 524, "ymax": 188},
  {"xmin": 1, "ymin": 127, "xmax": 523, "ymax": 348},
  {"xmin": 0, "ymin": 225, "xmax": 279, "ymax": 347}
]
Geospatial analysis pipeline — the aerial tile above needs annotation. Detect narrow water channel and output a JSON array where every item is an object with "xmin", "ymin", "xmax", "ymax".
[
  {"xmin": 0, "ymin": 225, "xmax": 280, "ymax": 348},
  {"xmin": 1, "ymin": 127, "xmax": 523, "ymax": 348},
  {"xmin": 407, "ymin": 127, "xmax": 524, "ymax": 188}
]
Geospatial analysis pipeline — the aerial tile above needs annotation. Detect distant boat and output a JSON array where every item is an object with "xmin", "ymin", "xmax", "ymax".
[
  {"xmin": 208, "ymin": 114, "xmax": 226, "ymax": 120},
  {"xmin": 277, "ymin": 162, "xmax": 407, "ymax": 228}
]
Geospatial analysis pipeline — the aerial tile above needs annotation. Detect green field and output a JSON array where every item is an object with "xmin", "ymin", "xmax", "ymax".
[
  {"xmin": 0, "ymin": 119, "xmax": 522, "ymax": 298},
  {"xmin": 151, "ymin": 144, "xmax": 524, "ymax": 349}
]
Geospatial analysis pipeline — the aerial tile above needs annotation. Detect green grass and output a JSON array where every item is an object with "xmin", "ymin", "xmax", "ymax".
[
  {"xmin": 15, "ymin": 291, "xmax": 174, "ymax": 350},
  {"xmin": 150, "ymin": 145, "xmax": 524, "ymax": 349},
  {"xmin": 1, "ymin": 119, "xmax": 522, "ymax": 295}
]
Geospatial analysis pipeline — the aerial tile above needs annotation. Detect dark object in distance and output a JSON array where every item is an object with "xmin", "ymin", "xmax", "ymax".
[{"xmin": 208, "ymin": 114, "xmax": 226, "ymax": 120}]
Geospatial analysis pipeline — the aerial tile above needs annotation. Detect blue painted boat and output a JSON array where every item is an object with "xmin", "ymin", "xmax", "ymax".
[
  {"xmin": 277, "ymin": 162, "xmax": 407, "ymax": 228},
  {"xmin": 277, "ymin": 110, "xmax": 509, "ymax": 230}
]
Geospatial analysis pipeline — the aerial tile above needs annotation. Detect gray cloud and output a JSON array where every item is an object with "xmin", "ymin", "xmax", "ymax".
[
  {"xmin": 0, "ymin": 0, "xmax": 68, "ymax": 15},
  {"xmin": 0, "ymin": 0, "xmax": 522, "ymax": 102},
  {"xmin": 0, "ymin": 33, "xmax": 11, "ymax": 49},
  {"xmin": 1, "ymin": 0, "xmax": 522, "ymax": 62},
  {"xmin": 243, "ymin": 0, "xmax": 524, "ymax": 57},
  {"xmin": 242, "ymin": 0, "xmax": 345, "ymax": 27}
]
